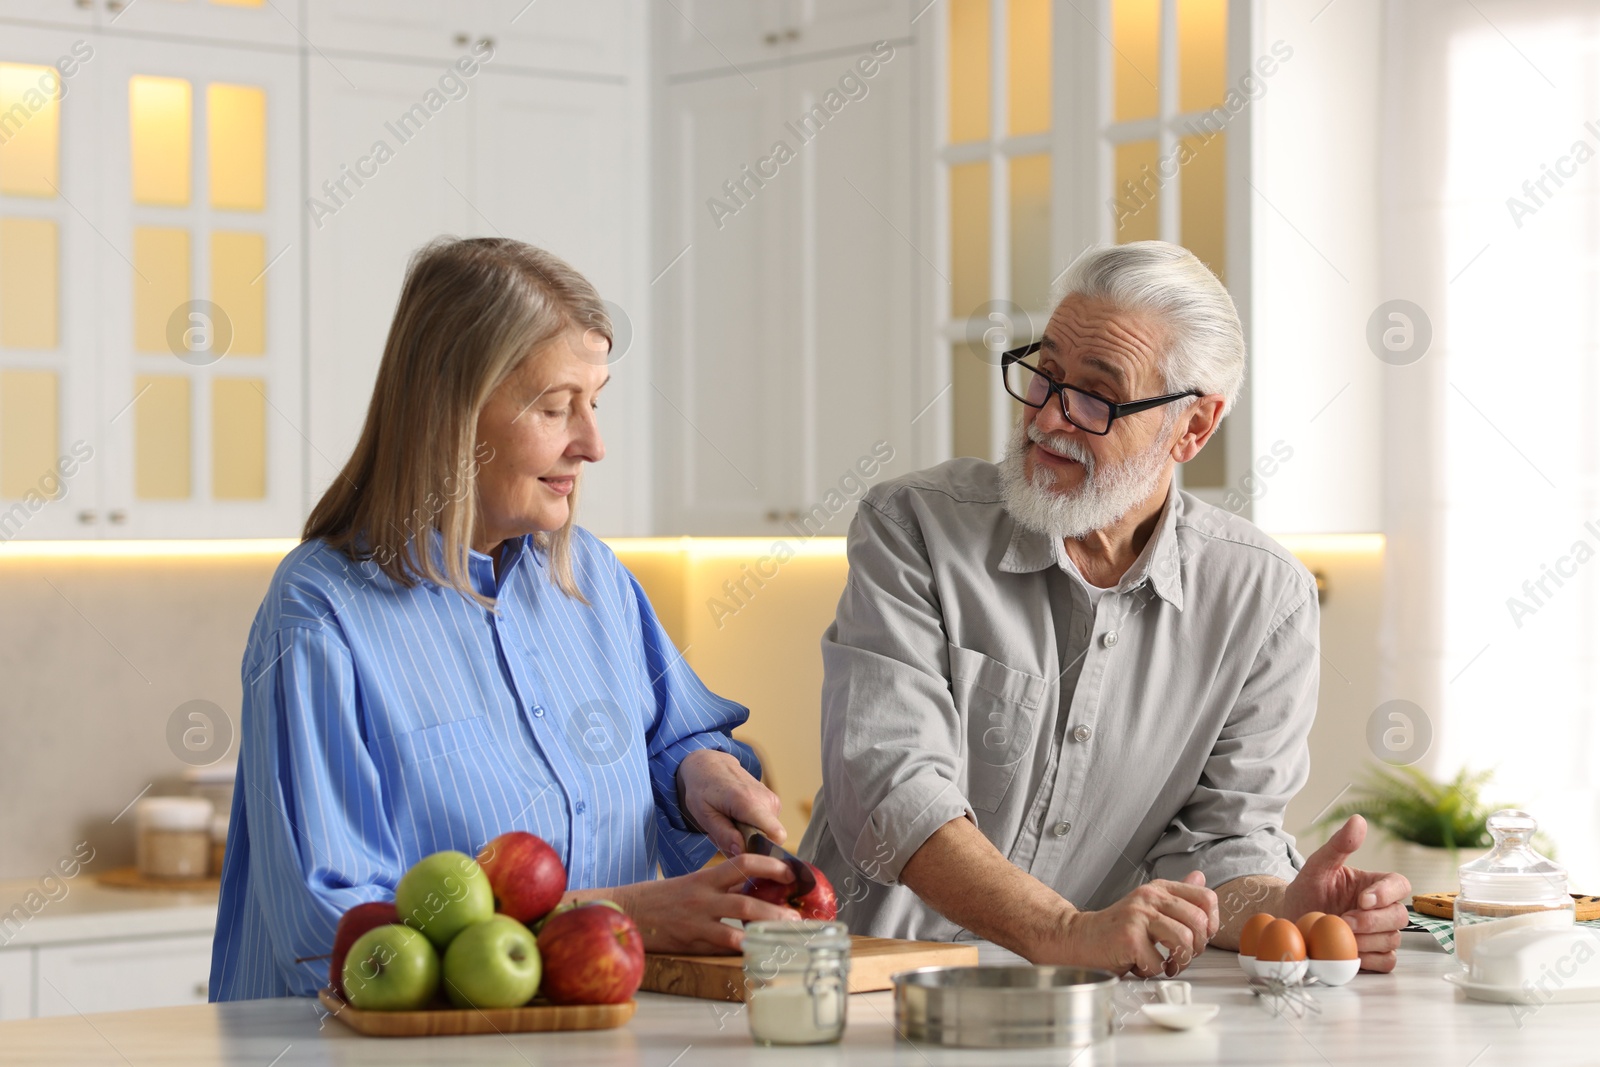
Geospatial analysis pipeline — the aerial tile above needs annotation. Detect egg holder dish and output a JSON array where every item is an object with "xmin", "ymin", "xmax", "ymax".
[
  {"xmin": 1238, "ymin": 954, "xmax": 1360, "ymax": 986},
  {"xmin": 1236, "ymin": 913, "xmax": 1361, "ymax": 988}
]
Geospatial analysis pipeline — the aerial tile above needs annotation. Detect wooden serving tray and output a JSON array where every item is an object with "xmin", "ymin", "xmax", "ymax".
[
  {"xmin": 641, "ymin": 935, "xmax": 979, "ymax": 1003},
  {"xmin": 1412, "ymin": 891, "xmax": 1600, "ymax": 922},
  {"xmin": 317, "ymin": 987, "xmax": 635, "ymax": 1036},
  {"xmin": 96, "ymin": 866, "xmax": 220, "ymax": 892}
]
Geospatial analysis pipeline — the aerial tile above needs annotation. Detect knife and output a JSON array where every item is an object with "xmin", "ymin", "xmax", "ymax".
[{"xmin": 735, "ymin": 821, "xmax": 817, "ymax": 896}]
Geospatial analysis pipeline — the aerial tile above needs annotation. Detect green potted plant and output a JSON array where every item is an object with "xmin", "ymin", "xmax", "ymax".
[{"xmin": 1313, "ymin": 764, "xmax": 1508, "ymax": 894}]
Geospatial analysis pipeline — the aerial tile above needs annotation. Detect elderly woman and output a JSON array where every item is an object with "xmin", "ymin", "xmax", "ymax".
[{"xmin": 210, "ymin": 238, "xmax": 797, "ymax": 1000}]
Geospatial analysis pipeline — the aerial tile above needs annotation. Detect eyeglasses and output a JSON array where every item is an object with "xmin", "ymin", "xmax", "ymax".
[{"xmin": 1000, "ymin": 341, "xmax": 1202, "ymax": 435}]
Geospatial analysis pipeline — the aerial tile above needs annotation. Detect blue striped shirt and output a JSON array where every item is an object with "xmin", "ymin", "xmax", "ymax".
[{"xmin": 209, "ymin": 529, "xmax": 758, "ymax": 1000}]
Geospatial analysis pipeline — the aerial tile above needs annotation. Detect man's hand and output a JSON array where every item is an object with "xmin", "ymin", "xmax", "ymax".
[
  {"xmin": 677, "ymin": 749, "xmax": 785, "ymax": 857},
  {"xmin": 1283, "ymin": 815, "xmax": 1411, "ymax": 972},
  {"xmin": 1058, "ymin": 872, "xmax": 1220, "ymax": 978}
]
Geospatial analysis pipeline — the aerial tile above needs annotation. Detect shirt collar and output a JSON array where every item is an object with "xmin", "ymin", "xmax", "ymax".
[
  {"xmin": 998, "ymin": 480, "xmax": 1186, "ymax": 611},
  {"xmin": 421, "ymin": 528, "xmax": 536, "ymax": 598}
]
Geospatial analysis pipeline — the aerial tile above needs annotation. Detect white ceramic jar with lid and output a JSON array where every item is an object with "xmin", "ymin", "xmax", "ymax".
[
  {"xmin": 742, "ymin": 920, "xmax": 851, "ymax": 1045},
  {"xmin": 1453, "ymin": 809, "xmax": 1573, "ymax": 964},
  {"xmin": 135, "ymin": 796, "xmax": 214, "ymax": 880}
]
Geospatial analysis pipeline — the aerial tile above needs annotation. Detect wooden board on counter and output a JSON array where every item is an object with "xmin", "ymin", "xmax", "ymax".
[
  {"xmin": 641, "ymin": 935, "xmax": 979, "ymax": 1003},
  {"xmin": 317, "ymin": 988, "xmax": 635, "ymax": 1037},
  {"xmin": 1412, "ymin": 891, "xmax": 1600, "ymax": 922},
  {"xmin": 96, "ymin": 866, "xmax": 220, "ymax": 892}
]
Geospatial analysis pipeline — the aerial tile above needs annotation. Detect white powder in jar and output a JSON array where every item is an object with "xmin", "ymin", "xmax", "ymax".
[{"xmin": 748, "ymin": 984, "xmax": 843, "ymax": 1045}]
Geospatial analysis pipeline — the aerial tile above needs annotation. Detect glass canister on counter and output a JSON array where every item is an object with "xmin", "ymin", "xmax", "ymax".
[
  {"xmin": 135, "ymin": 796, "xmax": 214, "ymax": 880},
  {"xmin": 1453, "ymin": 809, "xmax": 1574, "ymax": 963},
  {"xmin": 742, "ymin": 920, "xmax": 851, "ymax": 1045}
]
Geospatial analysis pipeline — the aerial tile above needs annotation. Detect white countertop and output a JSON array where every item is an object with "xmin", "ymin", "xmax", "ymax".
[
  {"xmin": 0, "ymin": 878, "xmax": 217, "ymax": 949},
  {"xmin": 0, "ymin": 932, "xmax": 1591, "ymax": 1065}
]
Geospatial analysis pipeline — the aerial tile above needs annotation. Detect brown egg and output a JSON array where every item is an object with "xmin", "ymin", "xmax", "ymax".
[
  {"xmin": 1307, "ymin": 914, "xmax": 1359, "ymax": 961},
  {"xmin": 1294, "ymin": 911, "xmax": 1326, "ymax": 941},
  {"xmin": 1238, "ymin": 912, "xmax": 1275, "ymax": 956},
  {"xmin": 1255, "ymin": 918, "xmax": 1307, "ymax": 963}
]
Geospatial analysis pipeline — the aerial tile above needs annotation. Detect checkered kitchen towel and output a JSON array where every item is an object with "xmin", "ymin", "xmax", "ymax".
[{"xmin": 1406, "ymin": 910, "xmax": 1600, "ymax": 953}]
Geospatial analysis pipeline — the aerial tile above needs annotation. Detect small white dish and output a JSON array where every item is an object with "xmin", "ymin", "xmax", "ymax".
[
  {"xmin": 1307, "ymin": 958, "xmax": 1360, "ymax": 987},
  {"xmin": 1253, "ymin": 958, "xmax": 1308, "ymax": 984},
  {"xmin": 1238, "ymin": 954, "xmax": 1258, "ymax": 978},
  {"xmin": 1141, "ymin": 1003, "xmax": 1221, "ymax": 1030},
  {"xmin": 1443, "ymin": 972, "xmax": 1600, "ymax": 1004}
]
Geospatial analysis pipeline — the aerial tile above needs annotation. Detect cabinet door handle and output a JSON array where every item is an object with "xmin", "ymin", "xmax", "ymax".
[
  {"xmin": 784, "ymin": 27, "xmax": 800, "ymax": 41},
  {"xmin": 192, "ymin": 981, "xmax": 207, "ymax": 998},
  {"xmin": 764, "ymin": 509, "xmax": 780, "ymax": 522},
  {"xmin": 454, "ymin": 32, "xmax": 471, "ymax": 46},
  {"xmin": 764, "ymin": 31, "xmax": 782, "ymax": 45},
  {"xmin": 106, "ymin": 0, "xmax": 125, "ymax": 11},
  {"xmin": 77, "ymin": 510, "xmax": 97, "ymax": 525},
  {"xmin": 108, "ymin": 510, "xmax": 128, "ymax": 525},
  {"xmin": 75, "ymin": 0, "xmax": 93, "ymax": 8}
]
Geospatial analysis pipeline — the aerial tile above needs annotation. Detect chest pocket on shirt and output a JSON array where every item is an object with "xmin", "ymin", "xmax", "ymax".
[
  {"xmin": 948, "ymin": 644, "xmax": 1048, "ymax": 812},
  {"xmin": 373, "ymin": 715, "xmax": 495, "ymax": 767}
]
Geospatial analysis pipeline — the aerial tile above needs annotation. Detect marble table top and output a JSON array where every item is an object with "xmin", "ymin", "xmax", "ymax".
[{"xmin": 0, "ymin": 932, "xmax": 1591, "ymax": 1066}]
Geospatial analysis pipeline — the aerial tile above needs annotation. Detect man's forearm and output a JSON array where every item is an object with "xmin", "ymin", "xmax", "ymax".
[
  {"xmin": 1209, "ymin": 875, "xmax": 1287, "ymax": 950},
  {"xmin": 896, "ymin": 816, "xmax": 1076, "ymax": 962}
]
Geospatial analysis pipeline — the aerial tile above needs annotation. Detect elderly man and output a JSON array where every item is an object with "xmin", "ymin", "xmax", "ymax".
[{"xmin": 800, "ymin": 241, "xmax": 1409, "ymax": 977}]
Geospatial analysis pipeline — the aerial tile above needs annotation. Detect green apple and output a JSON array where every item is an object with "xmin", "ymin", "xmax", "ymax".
[
  {"xmin": 341, "ymin": 924, "xmax": 439, "ymax": 1011},
  {"xmin": 442, "ymin": 915, "xmax": 542, "ymax": 1009},
  {"xmin": 396, "ymin": 850, "xmax": 495, "ymax": 949}
]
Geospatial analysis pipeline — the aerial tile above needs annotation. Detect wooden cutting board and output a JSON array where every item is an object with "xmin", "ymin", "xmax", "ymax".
[
  {"xmin": 641, "ymin": 935, "xmax": 978, "ymax": 1003},
  {"xmin": 317, "ymin": 987, "xmax": 635, "ymax": 1037},
  {"xmin": 1412, "ymin": 891, "xmax": 1600, "ymax": 922}
]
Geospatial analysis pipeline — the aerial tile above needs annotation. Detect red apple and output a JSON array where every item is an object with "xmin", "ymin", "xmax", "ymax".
[
  {"xmin": 329, "ymin": 901, "xmax": 401, "ymax": 999},
  {"xmin": 535, "ymin": 902, "xmax": 644, "ymax": 1005},
  {"xmin": 477, "ymin": 832, "xmax": 568, "ymax": 925},
  {"xmin": 741, "ymin": 863, "xmax": 838, "ymax": 920}
]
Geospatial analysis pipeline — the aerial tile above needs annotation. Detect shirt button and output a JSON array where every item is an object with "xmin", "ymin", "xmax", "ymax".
[
  {"xmin": 1053, "ymin": 821, "xmax": 1072, "ymax": 837},
  {"xmin": 531, "ymin": 704, "xmax": 545, "ymax": 718},
  {"xmin": 1072, "ymin": 724, "xmax": 1092, "ymax": 743},
  {"xmin": 575, "ymin": 800, "xmax": 587, "ymax": 815},
  {"xmin": 1102, "ymin": 630, "xmax": 1119, "ymax": 648}
]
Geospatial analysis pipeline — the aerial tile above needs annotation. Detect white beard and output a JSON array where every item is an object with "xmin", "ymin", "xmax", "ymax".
[{"xmin": 997, "ymin": 419, "xmax": 1172, "ymax": 540}]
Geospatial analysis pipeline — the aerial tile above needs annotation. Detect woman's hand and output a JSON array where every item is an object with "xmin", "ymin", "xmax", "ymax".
[
  {"xmin": 677, "ymin": 749, "xmax": 785, "ymax": 857},
  {"xmin": 617, "ymin": 854, "xmax": 801, "ymax": 954}
]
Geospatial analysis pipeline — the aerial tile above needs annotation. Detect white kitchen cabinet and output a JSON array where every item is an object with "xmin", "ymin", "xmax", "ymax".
[
  {"xmin": 0, "ymin": 30, "xmax": 303, "ymax": 538},
  {"xmin": 91, "ymin": 0, "xmax": 305, "ymax": 49},
  {"xmin": 654, "ymin": 42, "xmax": 916, "ymax": 535},
  {"xmin": 304, "ymin": 53, "xmax": 475, "ymax": 506},
  {"xmin": 35, "ymin": 933, "xmax": 212, "ymax": 1017},
  {"xmin": 306, "ymin": 58, "xmax": 649, "ymax": 533},
  {"xmin": 0, "ymin": 0, "xmax": 95, "ymax": 28},
  {"xmin": 93, "ymin": 37, "xmax": 305, "ymax": 537},
  {"xmin": 306, "ymin": 0, "xmax": 629, "ymax": 75},
  {"xmin": 660, "ymin": 0, "xmax": 908, "ymax": 79},
  {"xmin": 0, "ymin": 26, "xmax": 104, "ymax": 540},
  {"xmin": 0, "ymin": 948, "xmax": 33, "ymax": 1021}
]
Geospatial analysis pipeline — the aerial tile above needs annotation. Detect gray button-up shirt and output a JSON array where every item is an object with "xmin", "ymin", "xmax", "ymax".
[{"xmin": 798, "ymin": 458, "xmax": 1319, "ymax": 942}]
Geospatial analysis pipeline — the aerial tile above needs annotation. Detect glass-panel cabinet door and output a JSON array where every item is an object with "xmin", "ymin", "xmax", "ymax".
[
  {"xmin": 0, "ymin": 28, "xmax": 101, "ymax": 540},
  {"xmin": 96, "ymin": 38, "xmax": 302, "ymax": 537}
]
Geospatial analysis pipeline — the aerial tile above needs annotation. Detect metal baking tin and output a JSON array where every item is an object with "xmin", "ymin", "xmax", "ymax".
[{"xmin": 891, "ymin": 965, "xmax": 1118, "ymax": 1048}]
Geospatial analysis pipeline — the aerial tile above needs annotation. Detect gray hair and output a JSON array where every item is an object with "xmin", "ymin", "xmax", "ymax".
[{"xmin": 1050, "ymin": 241, "xmax": 1245, "ymax": 411}]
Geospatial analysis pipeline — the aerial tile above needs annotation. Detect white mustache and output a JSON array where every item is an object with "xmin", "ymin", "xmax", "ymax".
[{"xmin": 1026, "ymin": 422, "xmax": 1095, "ymax": 477}]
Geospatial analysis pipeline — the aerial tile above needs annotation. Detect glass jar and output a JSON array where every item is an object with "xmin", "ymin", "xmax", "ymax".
[
  {"xmin": 1453, "ymin": 810, "xmax": 1573, "ymax": 964},
  {"xmin": 135, "ymin": 796, "xmax": 214, "ymax": 880},
  {"xmin": 742, "ymin": 920, "xmax": 851, "ymax": 1046}
]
